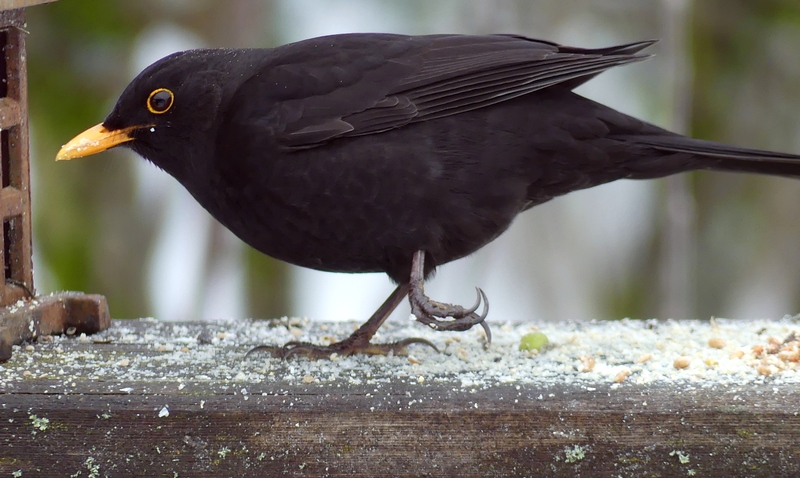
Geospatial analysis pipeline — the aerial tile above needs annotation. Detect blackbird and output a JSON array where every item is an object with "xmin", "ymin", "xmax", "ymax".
[{"xmin": 57, "ymin": 33, "xmax": 800, "ymax": 358}]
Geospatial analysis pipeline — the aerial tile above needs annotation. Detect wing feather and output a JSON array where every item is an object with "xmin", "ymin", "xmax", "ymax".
[{"xmin": 236, "ymin": 34, "xmax": 656, "ymax": 150}]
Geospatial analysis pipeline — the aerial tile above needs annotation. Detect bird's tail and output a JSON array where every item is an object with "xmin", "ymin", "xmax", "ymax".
[{"xmin": 616, "ymin": 134, "xmax": 800, "ymax": 180}]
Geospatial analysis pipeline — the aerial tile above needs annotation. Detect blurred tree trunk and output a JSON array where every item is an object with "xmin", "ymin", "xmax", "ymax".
[
  {"xmin": 689, "ymin": 0, "xmax": 800, "ymax": 318},
  {"xmin": 657, "ymin": 0, "xmax": 696, "ymax": 319}
]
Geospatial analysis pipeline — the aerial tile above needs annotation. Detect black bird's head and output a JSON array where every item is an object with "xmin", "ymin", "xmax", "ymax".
[{"xmin": 57, "ymin": 49, "xmax": 237, "ymax": 178}]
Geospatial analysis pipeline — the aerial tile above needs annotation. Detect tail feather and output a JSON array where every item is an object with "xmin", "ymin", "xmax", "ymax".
[
  {"xmin": 621, "ymin": 134, "xmax": 800, "ymax": 179},
  {"xmin": 635, "ymin": 135, "xmax": 800, "ymax": 163}
]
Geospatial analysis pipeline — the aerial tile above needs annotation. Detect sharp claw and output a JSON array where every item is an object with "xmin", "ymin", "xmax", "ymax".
[
  {"xmin": 477, "ymin": 288, "xmax": 489, "ymax": 321},
  {"xmin": 244, "ymin": 341, "xmax": 307, "ymax": 359},
  {"xmin": 282, "ymin": 345, "xmax": 306, "ymax": 360},
  {"xmin": 463, "ymin": 287, "xmax": 483, "ymax": 315},
  {"xmin": 479, "ymin": 320, "xmax": 492, "ymax": 346},
  {"xmin": 408, "ymin": 286, "xmax": 491, "ymax": 334},
  {"xmin": 283, "ymin": 340, "xmax": 346, "ymax": 359},
  {"xmin": 244, "ymin": 345, "xmax": 274, "ymax": 359},
  {"xmin": 395, "ymin": 337, "xmax": 440, "ymax": 353},
  {"xmin": 477, "ymin": 288, "xmax": 491, "ymax": 346}
]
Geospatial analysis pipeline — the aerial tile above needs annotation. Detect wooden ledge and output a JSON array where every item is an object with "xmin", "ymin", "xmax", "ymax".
[
  {"xmin": 1, "ymin": 317, "xmax": 799, "ymax": 476},
  {"xmin": 0, "ymin": 291, "xmax": 110, "ymax": 361}
]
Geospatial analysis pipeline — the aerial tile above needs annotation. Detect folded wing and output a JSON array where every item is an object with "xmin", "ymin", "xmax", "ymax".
[{"xmin": 236, "ymin": 34, "xmax": 656, "ymax": 150}]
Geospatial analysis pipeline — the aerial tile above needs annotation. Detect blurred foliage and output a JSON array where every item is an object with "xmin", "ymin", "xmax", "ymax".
[{"xmin": 28, "ymin": 0, "xmax": 148, "ymax": 317}]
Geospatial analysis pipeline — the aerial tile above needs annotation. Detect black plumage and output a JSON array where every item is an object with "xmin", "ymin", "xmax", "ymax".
[{"xmin": 58, "ymin": 33, "xmax": 800, "ymax": 358}]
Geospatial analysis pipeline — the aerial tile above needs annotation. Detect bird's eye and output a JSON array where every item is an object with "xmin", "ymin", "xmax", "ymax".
[{"xmin": 147, "ymin": 88, "xmax": 174, "ymax": 114}]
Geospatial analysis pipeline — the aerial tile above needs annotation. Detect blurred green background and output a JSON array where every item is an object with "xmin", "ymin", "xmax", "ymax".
[{"xmin": 24, "ymin": 0, "xmax": 800, "ymax": 323}]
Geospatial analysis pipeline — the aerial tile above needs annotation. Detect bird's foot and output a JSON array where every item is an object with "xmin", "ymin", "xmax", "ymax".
[
  {"xmin": 409, "ymin": 286, "xmax": 492, "ymax": 343},
  {"xmin": 246, "ymin": 336, "xmax": 438, "ymax": 360},
  {"xmin": 246, "ymin": 284, "xmax": 433, "ymax": 360}
]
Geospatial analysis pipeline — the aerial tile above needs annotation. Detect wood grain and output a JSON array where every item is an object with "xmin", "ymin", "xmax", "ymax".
[{"xmin": 1, "ymin": 319, "xmax": 798, "ymax": 477}]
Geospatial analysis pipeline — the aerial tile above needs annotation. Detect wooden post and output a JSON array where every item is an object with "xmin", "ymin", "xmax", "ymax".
[{"xmin": 0, "ymin": 1, "xmax": 109, "ymax": 362}]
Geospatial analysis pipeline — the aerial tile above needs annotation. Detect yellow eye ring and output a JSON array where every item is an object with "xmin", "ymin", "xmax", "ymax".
[{"xmin": 147, "ymin": 88, "xmax": 174, "ymax": 114}]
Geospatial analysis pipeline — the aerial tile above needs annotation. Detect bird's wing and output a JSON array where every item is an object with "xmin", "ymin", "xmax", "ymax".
[{"xmin": 232, "ymin": 34, "xmax": 655, "ymax": 150}]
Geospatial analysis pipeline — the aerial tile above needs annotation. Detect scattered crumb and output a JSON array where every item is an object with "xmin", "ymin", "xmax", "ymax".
[
  {"xmin": 636, "ymin": 353, "xmax": 653, "ymax": 363},
  {"xmin": 1, "ymin": 317, "xmax": 799, "ymax": 391},
  {"xmin": 673, "ymin": 356, "xmax": 691, "ymax": 369},
  {"xmin": 288, "ymin": 327, "xmax": 303, "ymax": 338},
  {"xmin": 708, "ymin": 337, "xmax": 726, "ymax": 349},
  {"xmin": 746, "ymin": 331, "xmax": 800, "ymax": 376},
  {"xmin": 579, "ymin": 355, "xmax": 596, "ymax": 372},
  {"xmin": 614, "ymin": 369, "xmax": 631, "ymax": 383},
  {"xmin": 288, "ymin": 317, "xmax": 305, "ymax": 327}
]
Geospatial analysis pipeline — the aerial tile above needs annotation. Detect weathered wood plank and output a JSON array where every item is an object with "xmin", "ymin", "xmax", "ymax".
[
  {"xmin": 2, "ymin": 382, "xmax": 798, "ymax": 477},
  {"xmin": 1, "ymin": 317, "xmax": 799, "ymax": 476},
  {"xmin": 0, "ymin": 292, "xmax": 110, "ymax": 361}
]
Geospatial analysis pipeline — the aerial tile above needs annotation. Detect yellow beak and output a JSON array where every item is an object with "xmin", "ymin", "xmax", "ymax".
[{"xmin": 56, "ymin": 123, "xmax": 140, "ymax": 161}]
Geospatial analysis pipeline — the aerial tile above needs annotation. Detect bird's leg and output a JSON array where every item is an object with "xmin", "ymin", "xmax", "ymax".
[
  {"xmin": 408, "ymin": 250, "xmax": 492, "ymax": 343},
  {"xmin": 246, "ymin": 283, "xmax": 437, "ymax": 360}
]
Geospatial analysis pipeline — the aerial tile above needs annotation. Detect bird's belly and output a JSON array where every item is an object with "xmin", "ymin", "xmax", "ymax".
[
  {"xmin": 199, "ymin": 139, "xmax": 529, "ymax": 281},
  {"xmin": 209, "ymin": 179, "xmax": 509, "ymax": 277}
]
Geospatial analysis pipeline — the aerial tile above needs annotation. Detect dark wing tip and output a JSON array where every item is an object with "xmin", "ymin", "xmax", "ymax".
[
  {"xmin": 578, "ymin": 39, "xmax": 659, "ymax": 56},
  {"xmin": 493, "ymin": 34, "xmax": 659, "ymax": 57}
]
